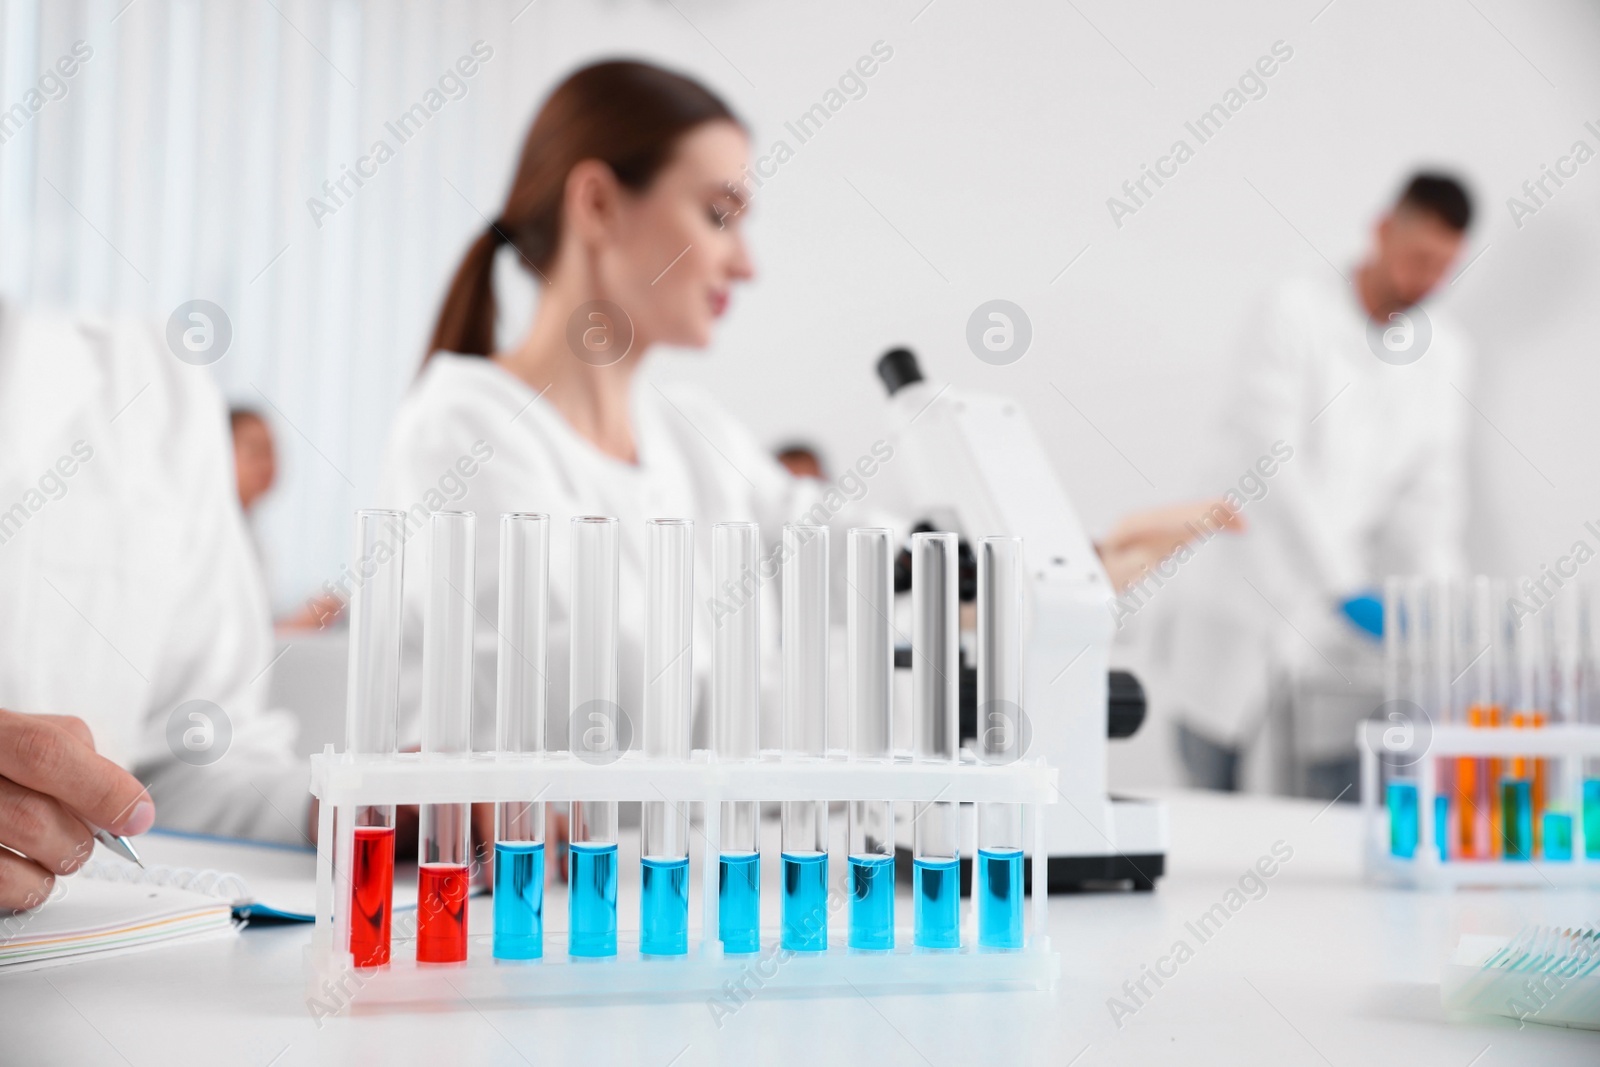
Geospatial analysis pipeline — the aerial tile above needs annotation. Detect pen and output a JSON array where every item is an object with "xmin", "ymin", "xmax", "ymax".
[{"xmin": 91, "ymin": 826, "xmax": 145, "ymax": 869}]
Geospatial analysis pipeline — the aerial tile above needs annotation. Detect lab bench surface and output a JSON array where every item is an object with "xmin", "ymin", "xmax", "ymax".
[{"xmin": 4, "ymin": 789, "xmax": 1595, "ymax": 1066}]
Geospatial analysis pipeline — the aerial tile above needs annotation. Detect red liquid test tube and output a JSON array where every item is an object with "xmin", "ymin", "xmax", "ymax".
[
  {"xmin": 416, "ymin": 863, "xmax": 471, "ymax": 963},
  {"xmin": 350, "ymin": 825, "xmax": 396, "ymax": 967},
  {"xmin": 417, "ymin": 512, "xmax": 476, "ymax": 964},
  {"xmin": 342, "ymin": 510, "xmax": 405, "ymax": 970}
]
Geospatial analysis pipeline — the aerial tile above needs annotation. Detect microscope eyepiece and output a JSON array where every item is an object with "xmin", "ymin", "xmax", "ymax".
[{"xmin": 876, "ymin": 347, "xmax": 923, "ymax": 396}]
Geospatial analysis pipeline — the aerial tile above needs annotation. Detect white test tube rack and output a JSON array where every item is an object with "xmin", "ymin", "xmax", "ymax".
[
  {"xmin": 1358, "ymin": 721, "xmax": 1600, "ymax": 889},
  {"xmin": 307, "ymin": 746, "xmax": 1059, "ymax": 1008}
]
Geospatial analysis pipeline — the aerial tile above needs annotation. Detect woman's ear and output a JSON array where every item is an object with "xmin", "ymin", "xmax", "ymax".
[{"xmin": 563, "ymin": 159, "xmax": 622, "ymax": 246}]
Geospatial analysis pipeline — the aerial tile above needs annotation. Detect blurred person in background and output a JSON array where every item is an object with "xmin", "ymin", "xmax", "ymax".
[
  {"xmin": 230, "ymin": 407, "xmax": 344, "ymax": 632},
  {"xmin": 1154, "ymin": 172, "xmax": 1476, "ymax": 796},
  {"xmin": 230, "ymin": 407, "xmax": 277, "ymax": 514},
  {"xmin": 0, "ymin": 304, "xmax": 312, "ymax": 899},
  {"xmin": 775, "ymin": 441, "xmax": 826, "ymax": 481}
]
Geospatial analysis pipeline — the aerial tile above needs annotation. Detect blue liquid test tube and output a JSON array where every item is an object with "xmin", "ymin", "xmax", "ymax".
[
  {"xmin": 846, "ymin": 529, "xmax": 895, "ymax": 951},
  {"xmin": 713, "ymin": 523, "xmax": 763, "ymax": 954},
  {"xmin": 1387, "ymin": 779, "xmax": 1419, "ymax": 859},
  {"xmin": 641, "ymin": 519, "xmax": 694, "ymax": 956},
  {"xmin": 1501, "ymin": 778, "xmax": 1533, "ymax": 860},
  {"xmin": 1381, "ymin": 576, "xmax": 1423, "ymax": 860},
  {"xmin": 781, "ymin": 524, "xmax": 830, "ymax": 952},
  {"xmin": 569, "ymin": 516, "xmax": 620, "ymax": 958},
  {"xmin": 1586, "ymin": 779, "xmax": 1600, "ymax": 859},
  {"xmin": 912, "ymin": 532, "xmax": 961, "ymax": 949},
  {"xmin": 977, "ymin": 537, "xmax": 1025, "ymax": 950},
  {"xmin": 493, "ymin": 514, "xmax": 548, "ymax": 960}
]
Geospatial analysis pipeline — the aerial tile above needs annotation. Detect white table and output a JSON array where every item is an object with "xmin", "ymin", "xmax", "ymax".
[{"xmin": 6, "ymin": 790, "xmax": 1596, "ymax": 1065}]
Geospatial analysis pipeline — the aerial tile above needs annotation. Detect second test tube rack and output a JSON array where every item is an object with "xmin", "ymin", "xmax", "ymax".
[
  {"xmin": 307, "ymin": 748, "xmax": 1060, "ymax": 1006},
  {"xmin": 1359, "ymin": 721, "xmax": 1600, "ymax": 889}
]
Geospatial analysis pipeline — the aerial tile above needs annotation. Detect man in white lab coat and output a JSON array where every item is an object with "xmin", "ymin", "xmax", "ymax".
[
  {"xmin": 1160, "ymin": 173, "xmax": 1475, "ymax": 792},
  {"xmin": 0, "ymin": 302, "xmax": 309, "ymax": 879}
]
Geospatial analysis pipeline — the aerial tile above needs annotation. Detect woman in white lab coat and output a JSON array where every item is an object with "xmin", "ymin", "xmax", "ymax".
[{"xmin": 378, "ymin": 61, "xmax": 817, "ymax": 765}]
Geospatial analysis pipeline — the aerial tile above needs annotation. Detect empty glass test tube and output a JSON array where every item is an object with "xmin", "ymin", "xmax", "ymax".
[
  {"xmin": 641, "ymin": 519, "xmax": 694, "ymax": 955},
  {"xmin": 343, "ymin": 509, "xmax": 404, "ymax": 968},
  {"xmin": 781, "ymin": 523, "xmax": 830, "ymax": 952},
  {"xmin": 493, "ymin": 514, "xmax": 548, "ymax": 960},
  {"xmin": 418, "ymin": 511, "xmax": 475, "ymax": 963},
  {"xmin": 846, "ymin": 529, "xmax": 895, "ymax": 951},
  {"xmin": 977, "ymin": 536, "xmax": 1025, "ymax": 949},
  {"xmin": 568, "ymin": 516, "xmax": 621, "ymax": 957},
  {"xmin": 913, "ymin": 532, "xmax": 961, "ymax": 948},
  {"xmin": 713, "ymin": 522, "xmax": 762, "ymax": 953}
]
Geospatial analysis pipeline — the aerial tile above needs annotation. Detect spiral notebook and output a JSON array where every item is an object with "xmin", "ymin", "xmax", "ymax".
[
  {"xmin": 0, "ymin": 874, "xmax": 236, "ymax": 973},
  {"xmin": 80, "ymin": 828, "xmax": 325, "ymax": 922}
]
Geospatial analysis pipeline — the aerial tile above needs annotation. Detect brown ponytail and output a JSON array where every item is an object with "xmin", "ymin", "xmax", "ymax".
[{"xmin": 426, "ymin": 60, "xmax": 741, "ymax": 360}]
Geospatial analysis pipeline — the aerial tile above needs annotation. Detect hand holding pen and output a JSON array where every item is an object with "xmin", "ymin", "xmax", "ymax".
[{"xmin": 0, "ymin": 709, "xmax": 154, "ymax": 911}]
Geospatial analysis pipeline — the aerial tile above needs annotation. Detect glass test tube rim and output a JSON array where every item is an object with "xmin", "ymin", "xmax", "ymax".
[
  {"xmin": 643, "ymin": 517, "xmax": 693, "ymax": 867},
  {"xmin": 419, "ymin": 512, "xmax": 475, "ymax": 963},
  {"xmin": 911, "ymin": 531, "xmax": 960, "ymax": 874},
  {"xmin": 781, "ymin": 521, "xmax": 829, "ymax": 878},
  {"xmin": 977, "ymin": 534, "xmax": 1025, "ymax": 853},
  {"xmin": 496, "ymin": 511, "xmax": 549, "ymax": 755},
  {"xmin": 847, "ymin": 528, "xmax": 895, "ymax": 867},
  {"xmin": 496, "ymin": 512, "xmax": 548, "ymax": 849},
  {"xmin": 569, "ymin": 513, "xmax": 619, "ymax": 847},
  {"xmin": 712, "ymin": 520, "xmax": 761, "ymax": 765},
  {"xmin": 847, "ymin": 526, "xmax": 895, "ymax": 764},
  {"xmin": 640, "ymin": 511, "xmax": 691, "ymax": 764},
  {"xmin": 345, "ymin": 508, "xmax": 406, "ymax": 757},
  {"xmin": 421, "ymin": 510, "xmax": 476, "ymax": 759},
  {"xmin": 780, "ymin": 521, "xmax": 832, "ymax": 764},
  {"xmin": 713, "ymin": 521, "xmax": 762, "ymax": 867},
  {"xmin": 911, "ymin": 530, "xmax": 960, "ymax": 765},
  {"xmin": 343, "ymin": 510, "xmax": 404, "ymax": 968}
]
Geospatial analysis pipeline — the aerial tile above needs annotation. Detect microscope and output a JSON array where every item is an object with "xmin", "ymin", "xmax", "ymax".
[{"xmin": 879, "ymin": 348, "xmax": 1166, "ymax": 892}]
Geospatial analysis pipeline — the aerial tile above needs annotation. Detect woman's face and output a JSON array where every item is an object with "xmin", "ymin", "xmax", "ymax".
[{"xmin": 599, "ymin": 120, "xmax": 754, "ymax": 349}]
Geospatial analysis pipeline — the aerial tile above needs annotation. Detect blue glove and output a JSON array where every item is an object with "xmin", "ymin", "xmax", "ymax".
[{"xmin": 1340, "ymin": 593, "xmax": 1383, "ymax": 639}]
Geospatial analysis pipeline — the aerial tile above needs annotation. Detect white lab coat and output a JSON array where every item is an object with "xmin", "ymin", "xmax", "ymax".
[
  {"xmin": 1145, "ymin": 274, "xmax": 1472, "ymax": 746},
  {"xmin": 0, "ymin": 303, "xmax": 307, "ymax": 843},
  {"xmin": 376, "ymin": 354, "xmax": 840, "ymax": 756}
]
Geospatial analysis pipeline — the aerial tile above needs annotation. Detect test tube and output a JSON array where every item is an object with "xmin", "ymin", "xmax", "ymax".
[
  {"xmin": 1455, "ymin": 577, "xmax": 1498, "ymax": 858},
  {"xmin": 1580, "ymin": 582, "xmax": 1600, "ymax": 859},
  {"xmin": 417, "ymin": 511, "xmax": 475, "ymax": 963},
  {"xmin": 641, "ymin": 518, "xmax": 694, "ymax": 955},
  {"xmin": 1504, "ymin": 601, "xmax": 1544, "ymax": 860},
  {"xmin": 781, "ymin": 523, "xmax": 830, "ymax": 952},
  {"xmin": 846, "ymin": 529, "xmax": 895, "ymax": 951},
  {"xmin": 568, "ymin": 516, "xmax": 620, "ymax": 957},
  {"xmin": 977, "ymin": 536, "xmax": 1025, "ymax": 949},
  {"xmin": 713, "ymin": 522, "xmax": 762, "ymax": 954},
  {"xmin": 493, "ymin": 514, "xmax": 548, "ymax": 960},
  {"xmin": 344, "ymin": 509, "xmax": 404, "ymax": 968},
  {"xmin": 1542, "ymin": 590, "xmax": 1579, "ymax": 860},
  {"xmin": 1376, "ymin": 575, "xmax": 1414, "ymax": 857},
  {"xmin": 912, "ymin": 532, "xmax": 961, "ymax": 948}
]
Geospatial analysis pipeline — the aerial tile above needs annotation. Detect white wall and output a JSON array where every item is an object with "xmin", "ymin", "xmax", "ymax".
[{"xmin": 5, "ymin": 0, "xmax": 1600, "ymax": 781}]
